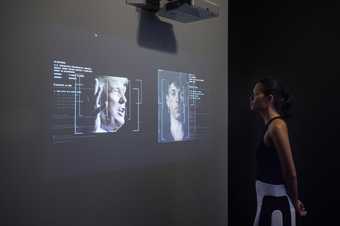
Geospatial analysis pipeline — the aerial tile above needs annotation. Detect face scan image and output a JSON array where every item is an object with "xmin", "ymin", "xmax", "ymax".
[
  {"xmin": 166, "ymin": 81, "xmax": 185, "ymax": 138},
  {"xmin": 94, "ymin": 76, "xmax": 128, "ymax": 133},
  {"xmin": 158, "ymin": 70, "xmax": 190, "ymax": 143}
]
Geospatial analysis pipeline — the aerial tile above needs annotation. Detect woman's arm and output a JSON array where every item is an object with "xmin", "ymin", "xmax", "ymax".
[{"xmin": 269, "ymin": 120, "xmax": 307, "ymax": 216}]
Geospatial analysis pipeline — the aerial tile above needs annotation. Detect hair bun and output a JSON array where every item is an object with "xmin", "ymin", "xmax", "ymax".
[{"xmin": 255, "ymin": 78, "xmax": 293, "ymax": 118}]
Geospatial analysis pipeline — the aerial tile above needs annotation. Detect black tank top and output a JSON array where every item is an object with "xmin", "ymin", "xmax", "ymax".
[{"xmin": 255, "ymin": 116, "xmax": 285, "ymax": 185}]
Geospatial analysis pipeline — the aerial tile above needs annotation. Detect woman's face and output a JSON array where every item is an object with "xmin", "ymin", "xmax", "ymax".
[{"xmin": 250, "ymin": 82, "xmax": 269, "ymax": 112}]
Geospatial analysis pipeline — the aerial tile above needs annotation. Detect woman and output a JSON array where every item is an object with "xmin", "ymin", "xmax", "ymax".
[{"xmin": 250, "ymin": 78, "xmax": 307, "ymax": 226}]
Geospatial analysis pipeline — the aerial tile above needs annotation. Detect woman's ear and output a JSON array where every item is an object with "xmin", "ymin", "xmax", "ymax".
[{"xmin": 267, "ymin": 94, "xmax": 274, "ymax": 104}]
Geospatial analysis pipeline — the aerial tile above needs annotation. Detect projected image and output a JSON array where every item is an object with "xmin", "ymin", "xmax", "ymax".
[
  {"xmin": 52, "ymin": 60, "xmax": 142, "ymax": 143},
  {"xmin": 158, "ymin": 69, "xmax": 207, "ymax": 143},
  {"xmin": 93, "ymin": 76, "xmax": 128, "ymax": 133}
]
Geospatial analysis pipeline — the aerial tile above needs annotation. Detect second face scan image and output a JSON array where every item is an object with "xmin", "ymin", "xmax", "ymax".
[{"xmin": 158, "ymin": 70, "xmax": 190, "ymax": 143}]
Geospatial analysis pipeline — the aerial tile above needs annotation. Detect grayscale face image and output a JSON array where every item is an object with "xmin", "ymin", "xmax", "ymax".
[
  {"xmin": 94, "ymin": 76, "xmax": 128, "ymax": 133},
  {"xmin": 166, "ymin": 81, "xmax": 185, "ymax": 122},
  {"xmin": 158, "ymin": 69, "xmax": 190, "ymax": 143}
]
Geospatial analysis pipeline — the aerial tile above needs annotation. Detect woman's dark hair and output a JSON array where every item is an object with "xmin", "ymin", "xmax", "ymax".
[{"xmin": 255, "ymin": 78, "xmax": 293, "ymax": 118}]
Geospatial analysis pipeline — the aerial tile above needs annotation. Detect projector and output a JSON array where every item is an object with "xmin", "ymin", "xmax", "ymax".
[
  {"xmin": 158, "ymin": 0, "xmax": 219, "ymax": 23},
  {"xmin": 126, "ymin": 0, "xmax": 160, "ymax": 12},
  {"xmin": 126, "ymin": 0, "xmax": 219, "ymax": 23}
]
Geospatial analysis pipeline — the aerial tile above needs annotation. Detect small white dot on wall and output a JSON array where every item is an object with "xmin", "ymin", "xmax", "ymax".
[{"xmin": 94, "ymin": 33, "xmax": 99, "ymax": 37}]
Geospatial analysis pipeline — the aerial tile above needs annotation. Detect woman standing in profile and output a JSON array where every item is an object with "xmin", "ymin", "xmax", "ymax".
[{"xmin": 250, "ymin": 78, "xmax": 307, "ymax": 226}]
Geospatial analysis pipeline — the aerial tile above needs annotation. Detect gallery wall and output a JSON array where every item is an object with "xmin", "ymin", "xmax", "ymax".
[{"xmin": 0, "ymin": 1, "xmax": 227, "ymax": 226}]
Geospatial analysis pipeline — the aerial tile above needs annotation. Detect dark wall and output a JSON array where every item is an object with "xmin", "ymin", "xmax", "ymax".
[
  {"xmin": 0, "ymin": 1, "xmax": 227, "ymax": 226},
  {"xmin": 229, "ymin": 1, "xmax": 340, "ymax": 226}
]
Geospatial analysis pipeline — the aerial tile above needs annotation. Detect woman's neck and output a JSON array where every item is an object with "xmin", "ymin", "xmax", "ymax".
[{"xmin": 259, "ymin": 108, "xmax": 281, "ymax": 125}]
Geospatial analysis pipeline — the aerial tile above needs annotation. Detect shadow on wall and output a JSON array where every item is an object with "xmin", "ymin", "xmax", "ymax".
[{"xmin": 137, "ymin": 10, "xmax": 178, "ymax": 54}]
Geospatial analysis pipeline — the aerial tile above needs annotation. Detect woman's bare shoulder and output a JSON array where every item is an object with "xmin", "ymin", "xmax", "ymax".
[{"xmin": 269, "ymin": 118, "xmax": 288, "ymax": 134}]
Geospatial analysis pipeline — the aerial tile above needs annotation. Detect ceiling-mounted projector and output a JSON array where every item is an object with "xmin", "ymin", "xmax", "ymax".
[
  {"xmin": 126, "ymin": 0, "xmax": 160, "ymax": 12},
  {"xmin": 126, "ymin": 0, "xmax": 219, "ymax": 23}
]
